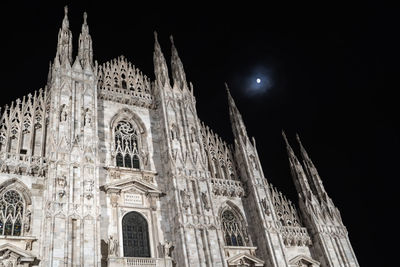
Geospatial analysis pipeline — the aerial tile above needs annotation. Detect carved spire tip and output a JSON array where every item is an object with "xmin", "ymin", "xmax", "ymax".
[
  {"xmin": 83, "ymin": 12, "xmax": 87, "ymax": 24},
  {"xmin": 224, "ymin": 82, "xmax": 229, "ymax": 92},
  {"xmin": 61, "ymin": 5, "xmax": 70, "ymax": 30},
  {"xmin": 282, "ymin": 130, "xmax": 289, "ymax": 145},
  {"xmin": 295, "ymin": 133, "xmax": 301, "ymax": 142}
]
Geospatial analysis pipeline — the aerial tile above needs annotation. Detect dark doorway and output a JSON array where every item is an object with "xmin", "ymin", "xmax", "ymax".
[{"xmin": 122, "ymin": 211, "xmax": 150, "ymax": 257}]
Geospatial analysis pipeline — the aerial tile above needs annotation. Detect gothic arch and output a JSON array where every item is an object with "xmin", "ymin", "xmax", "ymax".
[
  {"xmin": 121, "ymin": 211, "xmax": 151, "ymax": 257},
  {"xmin": 218, "ymin": 201, "xmax": 246, "ymax": 222},
  {"xmin": 219, "ymin": 201, "xmax": 250, "ymax": 247},
  {"xmin": 110, "ymin": 108, "xmax": 149, "ymax": 169},
  {"xmin": 0, "ymin": 178, "xmax": 32, "ymax": 205},
  {"xmin": 110, "ymin": 108, "xmax": 146, "ymax": 134},
  {"xmin": 0, "ymin": 178, "xmax": 33, "ymax": 236}
]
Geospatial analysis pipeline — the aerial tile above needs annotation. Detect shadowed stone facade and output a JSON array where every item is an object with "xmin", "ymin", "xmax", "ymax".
[{"xmin": 0, "ymin": 6, "xmax": 359, "ymax": 267}]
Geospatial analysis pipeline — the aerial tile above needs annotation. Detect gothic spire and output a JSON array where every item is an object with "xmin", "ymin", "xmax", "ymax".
[
  {"xmin": 55, "ymin": 6, "xmax": 73, "ymax": 65},
  {"xmin": 170, "ymin": 35, "xmax": 188, "ymax": 90},
  {"xmin": 153, "ymin": 31, "xmax": 170, "ymax": 87},
  {"xmin": 226, "ymin": 83, "xmax": 249, "ymax": 143},
  {"xmin": 282, "ymin": 131, "xmax": 313, "ymax": 200},
  {"xmin": 296, "ymin": 134, "xmax": 328, "ymax": 201},
  {"xmin": 78, "ymin": 12, "xmax": 93, "ymax": 67}
]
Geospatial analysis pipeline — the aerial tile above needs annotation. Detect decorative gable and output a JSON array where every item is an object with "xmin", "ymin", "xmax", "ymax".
[
  {"xmin": 102, "ymin": 177, "xmax": 162, "ymax": 196},
  {"xmin": 0, "ymin": 243, "xmax": 36, "ymax": 265},
  {"xmin": 226, "ymin": 252, "xmax": 265, "ymax": 266},
  {"xmin": 288, "ymin": 254, "xmax": 320, "ymax": 267}
]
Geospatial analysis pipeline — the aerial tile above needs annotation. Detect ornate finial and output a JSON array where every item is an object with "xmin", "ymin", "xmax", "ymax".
[
  {"xmin": 83, "ymin": 12, "xmax": 87, "ymax": 24},
  {"xmin": 296, "ymin": 133, "xmax": 301, "ymax": 143},
  {"xmin": 170, "ymin": 35, "xmax": 174, "ymax": 45},
  {"xmin": 282, "ymin": 130, "xmax": 289, "ymax": 145},
  {"xmin": 154, "ymin": 31, "xmax": 158, "ymax": 40},
  {"xmin": 296, "ymin": 133, "xmax": 308, "ymax": 157},
  {"xmin": 62, "ymin": 6, "xmax": 69, "ymax": 29},
  {"xmin": 225, "ymin": 82, "xmax": 230, "ymax": 92}
]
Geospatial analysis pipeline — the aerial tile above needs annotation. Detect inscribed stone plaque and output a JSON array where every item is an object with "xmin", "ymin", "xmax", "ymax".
[{"xmin": 124, "ymin": 193, "xmax": 143, "ymax": 206}]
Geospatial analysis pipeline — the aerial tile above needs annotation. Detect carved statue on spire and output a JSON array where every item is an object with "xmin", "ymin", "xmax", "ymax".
[
  {"xmin": 78, "ymin": 11, "xmax": 93, "ymax": 67},
  {"xmin": 226, "ymin": 83, "xmax": 249, "ymax": 142},
  {"xmin": 56, "ymin": 5, "xmax": 73, "ymax": 65},
  {"xmin": 62, "ymin": 6, "xmax": 69, "ymax": 30},
  {"xmin": 170, "ymin": 35, "xmax": 188, "ymax": 90},
  {"xmin": 153, "ymin": 31, "xmax": 170, "ymax": 87}
]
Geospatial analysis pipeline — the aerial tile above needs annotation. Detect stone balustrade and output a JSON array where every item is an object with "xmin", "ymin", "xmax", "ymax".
[
  {"xmin": 0, "ymin": 152, "xmax": 47, "ymax": 176},
  {"xmin": 280, "ymin": 226, "xmax": 312, "ymax": 247},
  {"xmin": 98, "ymin": 86, "xmax": 154, "ymax": 108},
  {"xmin": 108, "ymin": 257, "xmax": 174, "ymax": 267},
  {"xmin": 210, "ymin": 178, "xmax": 245, "ymax": 197},
  {"xmin": 126, "ymin": 257, "xmax": 157, "ymax": 266}
]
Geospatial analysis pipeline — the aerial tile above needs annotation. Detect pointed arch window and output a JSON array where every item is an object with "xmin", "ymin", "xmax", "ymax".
[
  {"xmin": 221, "ymin": 210, "xmax": 245, "ymax": 246},
  {"xmin": 122, "ymin": 211, "xmax": 150, "ymax": 257},
  {"xmin": 0, "ymin": 190, "xmax": 26, "ymax": 236},
  {"xmin": 114, "ymin": 121, "xmax": 140, "ymax": 169}
]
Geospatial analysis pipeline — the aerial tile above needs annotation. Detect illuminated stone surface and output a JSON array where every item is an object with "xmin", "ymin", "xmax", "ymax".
[{"xmin": 0, "ymin": 6, "xmax": 359, "ymax": 267}]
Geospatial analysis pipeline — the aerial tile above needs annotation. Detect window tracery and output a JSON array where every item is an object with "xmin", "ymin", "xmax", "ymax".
[
  {"xmin": 114, "ymin": 121, "xmax": 140, "ymax": 169},
  {"xmin": 221, "ymin": 210, "xmax": 245, "ymax": 247},
  {"xmin": 0, "ymin": 190, "xmax": 28, "ymax": 236}
]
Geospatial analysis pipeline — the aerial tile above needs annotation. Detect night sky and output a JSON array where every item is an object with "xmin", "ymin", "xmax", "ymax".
[{"xmin": 1, "ymin": 1, "xmax": 396, "ymax": 266}]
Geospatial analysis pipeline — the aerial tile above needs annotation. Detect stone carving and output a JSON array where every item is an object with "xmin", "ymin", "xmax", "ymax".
[
  {"xmin": 143, "ymin": 174, "xmax": 154, "ymax": 183},
  {"xmin": 210, "ymin": 178, "xmax": 245, "ymax": 198},
  {"xmin": 97, "ymin": 56, "xmax": 154, "ymax": 108},
  {"xmin": 108, "ymin": 169, "xmax": 121, "ymax": 180},
  {"xmin": 242, "ymin": 224, "xmax": 250, "ymax": 244},
  {"xmin": 58, "ymin": 189, "xmax": 66, "ymax": 198},
  {"xmin": 0, "ymin": 250, "xmax": 20, "ymax": 267},
  {"xmin": 110, "ymin": 193, "xmax": 119, "ymax": 207},
  {"xmin": 84, "ymin": 180, "xmax": 94, "ymax": 200},
  {"xmin": 0, "ymin": 153, "xmax": 48, "ymax": 177},
  {"xmin": 0, "ymin": 250, "xmax": 11, "ymax": 265},
  {"xmin": 201, "ymin": 192, "xmax": 210, "ymax": 211},
  {"xmin": 261, "ymin": 198, "xmax": 271, "ymax": 216},
  {"xmin": 269, "ymin": 184, "xmax": 301, "ymax": 227},
  {"xmin": 24, "ymin": 209, "xmax": 32, "ymax": 234},
  {"xmin": 26, "ymin": 240, "xmax": 33, "ymax": 250},
  {"xmin": 200, "ymin": 122, "xmax": 237, "ymax": 180},
  {"xmin": 238, "ymin": 259, "xmax": 250, "ymax": 267},
  {"xmin": 163, "ymin": 240, "xmax": 173, "ymax": 258},
  {"xmin": 108, "ymin": 235, "xmax": 119, "ymax": 257},
  {"xmin": 57, "ymin": 175, "xmax": 67, "ymax": 187},
  {"xmin": 83, "ymin": 108, "xmax": 92, "ymax": 126},
  {"xmin": 280, "ymin": 226, "xmax": 312, "ymax": 247},
  {"xmin": 0, "ymin": 9, "xmax": 359, "ymax": 267},
  {"xmin": 60, "ymin": 104, "xmax": 68, "ymax": 122},
  {"xmin": 180, "ymin": 189, "xmax": 190, "ymax": 210},
  {"xmin": 141, "ymin": 149, "xmax": 149, "ymax": 168}
]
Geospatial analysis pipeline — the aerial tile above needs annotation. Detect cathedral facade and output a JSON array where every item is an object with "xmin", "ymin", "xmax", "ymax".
[{"xmin": 0, "ymin": 7, "xmax": 359, "ymax": 267}]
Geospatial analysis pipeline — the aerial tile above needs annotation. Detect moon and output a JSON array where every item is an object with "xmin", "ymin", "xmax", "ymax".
[{"xmin": 256, "ymin": 78, "xmax": 261, "ymax": 84}]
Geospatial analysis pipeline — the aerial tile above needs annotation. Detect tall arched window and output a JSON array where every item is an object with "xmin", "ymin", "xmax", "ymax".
[
  {"xmin": 115, "ymin": 121, "xmax": 140, "ymax": 169},
  {"xmin": 0, "ymin": 190, "xmax": 25, "ymax": 236},
  {"xmin": 221, "ymin": 210, "xmax": 245, "ymax": 247},
  {"xmin": 122, "ymin": 212, "xmax": 150, "ymax": 257}
]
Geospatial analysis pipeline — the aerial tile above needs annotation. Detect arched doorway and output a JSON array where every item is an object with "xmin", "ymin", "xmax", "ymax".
[{"xmin": 122, "ymin": 211, "xmax": 150, "ymax": 257}]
